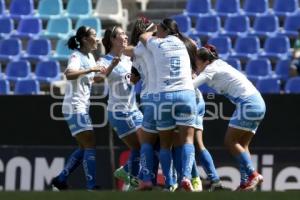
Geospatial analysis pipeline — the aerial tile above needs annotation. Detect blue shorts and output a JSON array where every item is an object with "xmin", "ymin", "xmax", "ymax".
[
  {"xmin": 108, "ymin": 109, "xmax": 143, "ymax": 138},
  {"xmin": 194, "ymin": 97, "xmax": 205, "ymax": 130},
  {"xmin": 63, "ymin": 113, "xmax": 93, "ymax": 136},
  {"xmin": 229, "ymin": 93, "xmax": 266, "ymax": 134},
  {"xmin": 140, "ymin": 94, "xmax": 158, "ymax": 133},
  {"xmin": 155, "ymin": 90, "xmax": 197, "ymax": 131}
]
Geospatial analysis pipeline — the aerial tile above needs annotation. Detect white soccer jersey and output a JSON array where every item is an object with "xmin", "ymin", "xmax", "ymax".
[
  {"xmin": 133, "ymin": 42, "xmax": 157, "ymax": 95},
  {"xmin": 193, "ymin": 59, "xmax": 259, "ymax": 103},
  {"xmin": 97, "ymin": 54, "xmax": 138, "ymax": 111},
  {"xmin": 62, "ymin": 51, "xmax": 96, "ymax": 114},
  {"xmin": 146, "ymin": 35, "xmax": 194, "ymax": 92}
]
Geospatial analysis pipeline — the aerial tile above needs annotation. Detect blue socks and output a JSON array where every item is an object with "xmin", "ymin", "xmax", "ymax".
[
  {"xmin": 236, "ymin": 152, "xmax": 255, "ymax": 177},
  {"xmin": 173, "ymin": 146, "xmax": 182, "ymax": 182},
  {"xmin": 152, "ymin": 149, "xmax": 159, "ymax": 185},
  {"xmin": 240, "ymin": 163, "xmax": 248, "ymax": 185},
  {"xmin": 182, "ymin": 144, "xmax": 195, "ymax": 180},
  {"xmin": 199, "ymin": 149, "xmax": 220, "ymax": 181},
  {"xmin": 140, "ymin": 143, "xmax": 154, "ymax": 182},
  {"xmin": 83, "ymin": 148, "xmax": 96, "ymax": 189},
  {"xmin": 128, "ymin": 149, "xmax": 140, "ymax": 177},
  {"xmin": 58, "ymin": 148, "xmax": 84, "ymax": 183},
  {"xmin": 191, "ymin": 159, "xmax": 199, "ymax": 178},
  {"xmin": 159, "ymin": 148, "xmax": 173, "ymax": 186}
]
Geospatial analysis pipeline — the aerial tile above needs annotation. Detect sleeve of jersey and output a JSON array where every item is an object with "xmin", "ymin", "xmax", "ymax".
[
  {"xmin": 193, "ymin": 67, "xmax": 216, "ymax": 88},
  {"xmin": 134, "ymin": 43, "xmax": 145, "ymax": 57},
  {"xmin": 67, "ymin": 54, "xmax": 80, "ymax": 70},
  {"xmin": 146, "ymin": 37, "xmax": 159, "ymax": 52}
]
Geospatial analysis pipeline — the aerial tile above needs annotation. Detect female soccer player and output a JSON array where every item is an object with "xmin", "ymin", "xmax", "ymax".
[
  {"xmin": 98, "ymin": 26, "xmax": 143, "ymax": 189},
  {"xmin": 51, "ymin": 26, "xmax": 103, "ymax": 190},
  {"xmin": 193, "ymin": 44, "xmax": 266, "ymax": 191},
  {"xmin": 139, "ymin": 18, "xmax": 197, "ymax": 191}
]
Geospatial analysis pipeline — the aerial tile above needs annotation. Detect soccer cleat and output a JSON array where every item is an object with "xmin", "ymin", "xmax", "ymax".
[
  {"xmin": 239, "ymin": 172, "xmax": 263, "ymax": 191},
  {"xmin": 130, "ymin": 177, "xmax": 139, "ymax": 188},
  {"xmin": 208, "ymin": 180, "xmax": 224, "ymax": 192},
  {"xmin": 191, "ymin": 177, "xmax": 203, "ymax": 192},
  {"xmin": 114, "ymin": 166, "xmax": 130, "ymax": 184},
  {"xmin": 51, "ymin": 177, "xmax": 69, "ymax": 191},
  {"xmin": 163, "ymin": 183, "xmax": 178, "ymax": 192},
  {"xmin": 181, "ymin": 177, "xmax": 194, "ymax": 192}
]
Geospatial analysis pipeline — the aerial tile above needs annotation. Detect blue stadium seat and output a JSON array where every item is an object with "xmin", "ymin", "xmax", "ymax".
[
  {"xmin": 6, "ymin": 60, "xmax": 31, "ymax": 82},
  {"xmin": 14, "ymin": 79, "xmax": 40, "ymax": 95},
  {"xmin": 35, "ymin": 61, "xmax": 61, "ymax": 83},
  {"xmin": 75, "ymin": 17, "xmax": 102, "ymax": 37},
  {"xmin": 249, "ymin": 15, "xmax": 279, "ymax": 38},
  {"xmin": 245, "ymin": 58, "xmax": 272, "ymax": 83},
  {"xmin": 65, "ymin": 0, "xmax": 92, "ymax": 19},
  {"xmin": 51, "ymin": 39, "xmax": 73, "ymax": 61},
  {"xmin": 221, "ymin": 15, "xmax": 250, "ymax": 38},
  {"xmin": 9, "ymin": 0, "xmax": 34, "ymax": 19},
  {"xmin": 0, "ymin": 38, "xmax": 21, "ymax": 61},
  {"xmin": 0, "ymin": 17, "xmax": 13, "ymax": 39},
  {"xmin": 198, "ymin": 84, "xmax": 216, "ymax": 94},
  {"xmin": 12, "ymin": 17, "xmax": 42, "ymax": 38},
  {"xmin": 184, "ymin": 0, "xmax": 213, "ymax": 17},
  {"xmin": 256, "ymin": 78, "xmax": 281, "ymax": 94},
  {"xmin": 274, "ymin": 59, "xmax": 290, "ymax": 81},
  {"xmin": 0, "ymin": 0, "xmax": 7, "ymax": 16},
  {"xmin": 171, "ymin": 14, "xmax": 192, "ymax": 35},
  {"xmin": 272, "ymin": 0, "xmax": 299, "ymax": 17},
  {"xmin": 243, "ymin": 0, "xmax": 269, "ymax": 17},
  {"xmin": 281, "ymin": 14, "xmax": 300, "ymax": 38},
  {"xmin": 230, "ymin": 36, "xmax": 260, "ymax": 60},
  {"xmin": 36, "ymin": 0, "xmax": 63, "ymax": 19},
  {"xmin": 285, "ymin": 77, "xmax": 300, "ymax": 93},
  {"xmin": 22, "ymin": 39, "xmax": 51, "ymax": 61},
  {"xmin": 42, "ymin": 17, "xmax": 72, "ymax": 39},
  {"xmin": 224, "ymin": 58, "xmax": 242, "ymax": 71},
  {"xmin": 192, "ymin": 15, "xmax": 221, "ymax": 38},
  {"xmin": 0, "ymin": 79, "xmax": 9, "ymax": 95},
  {"xmin": 259, "ymin": 36, "xmax": 291, "ymax": 60},
  {"xmin": 215, "ymin": 0, "xmax": 241, "ymax": 17},
  {"xmin": 208, "ymin": 36, "xmax": 232, "ymax": 59}
]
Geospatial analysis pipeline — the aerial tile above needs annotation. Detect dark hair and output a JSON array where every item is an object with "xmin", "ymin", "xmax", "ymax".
[
  {"xmin": 196, "ymin": 44, "xmax": 219, "ymax": 62},
  {"xmin": 102, "ymin": 26, "xmax": 120, "ymax": 54},
  {"xmin": 131, "ymin": 17, "xmax": 155, "ymax": 46},
  {"xmin": 67, "ymin": 26, "xmax": 92, "ymax": 50},
  {"xmin": 159, "ymin": 18, "xmax": 185, "ymax": 41},
  {"xmin": 181, "ymin": 37, "xmax": 197, "ymax": 71}
]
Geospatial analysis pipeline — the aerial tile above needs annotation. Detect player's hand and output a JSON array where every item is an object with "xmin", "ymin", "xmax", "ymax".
[
  {"xmin": 91, "ymin": 66, "xmax": 106, "ymax": 73},
  {"xmin": 111, "ymin": 57, "xmax": 121, "ymax": 68}
]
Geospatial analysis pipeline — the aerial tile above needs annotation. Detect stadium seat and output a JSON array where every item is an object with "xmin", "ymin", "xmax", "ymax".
[
  {"xmin": 274, "ymin": 59, "xmax": 291, "ymax": 81},
  {"xmin": 22, "ymin": 39, "xmax": 51, "ymax": 61},
  {"xmin": 42, "ymin": 17, "xmax": 72, "ymax": 39},
  {"xmin": 230, "ymin": 36, "xmax": 260, "ymax": 60},
  {"xmin": 243, "ymin": 0, "xmax": 269, "ymax": 17},
  {"xmin": 280, "ymin": 14, "xmax": 300, "ymax": 38},
  {"xmin": 12, "ymin": 17, "xmax": 42, "ymax": 38},
  {"xmin": 51, "ymin": 39, "xmax": 73, "ymax": 61},
  {"xmin": 0, "ymin": 79, "xmax": 9, "ymax": 95},
  {"xmin": 94, "ymin": 0, "xmax": 129, "ymax": 31},
  {"xmin": 256, "ymin": 78, "xmax": 281, "ymax": 94},
  {"xmin": 35, "ymin": 61, "xmax": 61, "ymax": 83},
  {"xmin": 249, "ymin": 15, "xmax": 279, "ymax": 38},
  {"xmin": 65, "ymin": 0, "xmax": 92, "ymax": 19},
  {"xmin": 0, "ymin": 38, "xmax": 21, "ymax": 61},
  {"xmin": 0, "ymin": 0, "xmax": 7, "ymax": 16},
  {"xmin": 75, "ymin": 17, "xmax": 102, "ymax": 37},
  {"xmin": 191, "ymin": 15, "xmax": 221, "ymax": 38},
  {"xmin": 221, "ymin": 15, "xmax": 250, "ymax": 38},
  {"xmin": 215, "ymin": 0, "xmax": 241, "ymax": 17},
  {"xmin": 224, "ymin": 58, "xmax": 242, "ymax": 71},
  {"xmin": 184, "ymin": 0, "xmax": 213, "ymax": 17},
  {"xmin": 259, "ymin": 36, "xmax": 291, "ymax": 60},
  {"xmin": 245, "ymin": 58, "xmax": 272, "ymax": 83},
  {"xmin": 208, "ymin": 36, "xmax": 232, "ymax": 59},
  {"xmin": 5, "ymin": 60, "xmax": 31, "ymax": 82},
  {"xmin": 285, "ymin": 77, "xmax": 300, "ymax": 93},
  {"xmin": 272, "ymin": 0, "xmax": 299, "ymax": 17},
  {"xmin": 198, "ymin": 84, "xmax": 216, "ymax": 94},
  {"xmin": 14, "ymin": 79, "xmax": 40, "ymax": 95},
  {"xmin": 0, "ymin": 17, "xmax": 13, "ymax": 39},
  {"xmin": 36, "ymin": 0, "xmax": 63, "ymax": 19},
  {"xmin": 9, "ymin": 0, "xmax": 34, "ymax": 19},
  {"xmin": 171, "ymin": 14, "xmax": 192, "ymax": 35}
]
